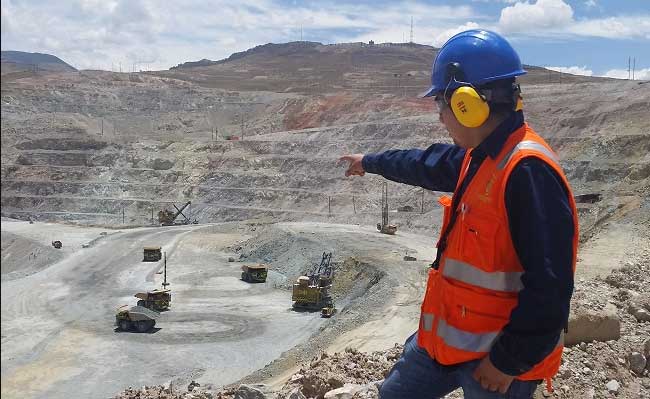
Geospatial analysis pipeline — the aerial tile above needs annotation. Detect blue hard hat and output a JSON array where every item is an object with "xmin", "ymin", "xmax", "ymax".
[{"xmin": 423, "ymin": 29, "xmax": 526, "ymax": 97}]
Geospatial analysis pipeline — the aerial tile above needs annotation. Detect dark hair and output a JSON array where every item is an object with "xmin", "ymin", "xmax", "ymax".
[{"xmin": 479, "ymin": 78, "xmax": 519, "ymax": 115}]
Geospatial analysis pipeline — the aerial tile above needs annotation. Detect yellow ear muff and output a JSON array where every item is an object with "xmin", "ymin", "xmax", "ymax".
[
  {"xmin": 515, "ymin": 96, "xmax": 523, "ymax": 112},
  {"xmin": 450, "ymin": 86, "xmax": 490, "ymax": 128}
]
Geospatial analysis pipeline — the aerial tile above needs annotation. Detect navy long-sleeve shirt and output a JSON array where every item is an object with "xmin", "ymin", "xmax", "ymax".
[{"xmin": 362, "ymin": 111, "xmax": 575, "ymax": 376}]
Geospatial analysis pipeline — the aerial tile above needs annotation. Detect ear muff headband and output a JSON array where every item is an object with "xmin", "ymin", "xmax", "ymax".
[{"xmin": 443, "ymin": 63, "xmax": 490, "ymax": 128}]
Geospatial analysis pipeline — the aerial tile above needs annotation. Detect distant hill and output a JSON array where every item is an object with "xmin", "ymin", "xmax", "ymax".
[
  {"xmin": 160, "ymin": 41, "xmax": 603, "ymax": 95},
  {"xmin": 1, "ymin": 50, "xmax": 77, "ymax": 75},
  {"xmin": 171, "ymin": 41, "xmax": 326, "ymax": 69},
  {"xmin": 161, "ymin": 41, "xmax": 441, "ymax": 94}
]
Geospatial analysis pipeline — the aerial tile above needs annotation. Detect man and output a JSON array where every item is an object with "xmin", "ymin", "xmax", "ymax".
[{"xmin": 339, "ymin": 29, "xmax": 578, "ymax": 399}]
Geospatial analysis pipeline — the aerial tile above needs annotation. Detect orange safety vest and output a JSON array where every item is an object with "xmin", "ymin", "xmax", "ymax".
[{"xmin": 417, "ymin": 123, "xmax": 579, "ymax": 381}]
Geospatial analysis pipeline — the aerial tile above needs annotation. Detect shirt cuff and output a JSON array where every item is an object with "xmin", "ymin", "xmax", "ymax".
[
  {"xmin": 361, "ymin": 154, "xmax": 380, "ymax": 174},
  {"xmin": 489, "ymin": 335, "xmax": 533, "ymax": 376}
]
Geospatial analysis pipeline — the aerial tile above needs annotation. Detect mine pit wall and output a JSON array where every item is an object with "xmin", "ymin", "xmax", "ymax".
[
  {"xmin": 3, "ymin": 132, "xmax": 648, "ymax": 235},
  {"xmin": 2, "ymin": 77, "xmax": 649, "ymax": 238},
  {"xmin": 1, "ymin": 116, "xmax": 449, "ymax": 230}
]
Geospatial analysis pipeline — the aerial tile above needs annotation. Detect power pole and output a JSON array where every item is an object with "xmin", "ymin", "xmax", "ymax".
[
  {"xmin": 410, "ymin": 16, "xmax": 413, "ymax": 44},
  {"xmin": 352, "ymin": 195, "xmax": 356, "ymax": 214},
  {"xmin": 162, "ymin": 252, "xmax": 170, "ymax": 288},
  {"xmin": 381, "ymin": 182, "xmax": 389, "ymax": 228},
  {"xmin": 151, "ymin": 207, "xmax": 154, "ymax": 225},
  {"xmin": 633, "ymin": 57, "xmax": 636, "ymax": 80},
  {"xmin": 240, "ymin": 113, "xmax": 244, "ymax": 140},
  {"xmin": 328, "ymin": 196, "xmax": 332, "ymax": 217},
  {"xmin": 628, "ymin": 56, "xmax": 631, "ymax": 80},
  {"xmin": 421, "ymin": 188, "xmax": 425, "ymax": 214},
  {"xmin": 101, "ymin": 118, "xmax": 104, "ymax": 136},
  {"xmin": 122, "ymin": 207, "xmax": 125, "ymax": 224}
]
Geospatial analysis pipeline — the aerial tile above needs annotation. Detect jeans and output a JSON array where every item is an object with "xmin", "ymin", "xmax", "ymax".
[{"xmin": 379, "ymin": 333, "xmax": 540, "ymax": 399}]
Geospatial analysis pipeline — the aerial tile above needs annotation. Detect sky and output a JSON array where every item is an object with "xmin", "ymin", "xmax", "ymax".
[{"xmin": 1, "ymin": 0, "xmax": 649, "ymax": 79}]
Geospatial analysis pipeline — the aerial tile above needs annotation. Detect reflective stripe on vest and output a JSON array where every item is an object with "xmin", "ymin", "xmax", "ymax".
[
  {"xmin": 437, "ymin": 318, "xmax": 499, "ymax": 352},
  {"xmin": 422, "ymin": 313, "xmax": 435, "ymax": 331},
  {"xmin": 444, "ymin": 258, "xmax": 524, "ymax": 292},
  {"xmin": 435, "ymin": 317, "xmax": 565, "ymax": 352},
  {"xmin": 498, "ymin": 141, "xmax": 559, "ymax": 170}
]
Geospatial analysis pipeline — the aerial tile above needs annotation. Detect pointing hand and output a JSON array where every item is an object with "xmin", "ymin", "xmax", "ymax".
[{"xmin": 339, "ymin": 154, "xmax": 365, "ymax": 177}]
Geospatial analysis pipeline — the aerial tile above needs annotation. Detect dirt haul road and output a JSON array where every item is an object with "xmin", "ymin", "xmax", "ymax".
[
  {"xmin": 0, "ymin": 220, "xmax": 335, "ymax": 399},
  {"xmin": 1, "ymin": 219, "xmax": 440, "ymax": 399}
]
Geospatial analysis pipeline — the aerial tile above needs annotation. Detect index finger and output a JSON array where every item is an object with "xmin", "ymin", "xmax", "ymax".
[{"xmin": 338, "ymin": 155, "xmax": 355, "ymax": 164}]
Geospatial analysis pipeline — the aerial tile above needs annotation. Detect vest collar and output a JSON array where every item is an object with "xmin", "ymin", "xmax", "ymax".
[{"xmin": 474, "ymin": 111, "xmax": 525, "ymax": 160}]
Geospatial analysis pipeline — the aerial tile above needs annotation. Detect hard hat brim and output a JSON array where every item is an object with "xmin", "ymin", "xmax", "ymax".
[
  {"xmin": 421, "ymin": 86, "xmax": 437, "ymax": 98},
  {"xmin": 421, "ymin": 68, "xmax": 527, "ymax": 99}
]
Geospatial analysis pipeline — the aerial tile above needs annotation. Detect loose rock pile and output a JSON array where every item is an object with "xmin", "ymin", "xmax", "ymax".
[
  {"xmin": 272, "ymin": 346, "xmax": 403, "ymax": 399},
  {"xmin": 547, "ymin": 252, "xmax": 650, "ymax": 398}
]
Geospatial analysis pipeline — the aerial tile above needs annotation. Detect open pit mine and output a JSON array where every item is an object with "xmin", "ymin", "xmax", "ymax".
[{"xmin": 2, "ymin": 42, "xmax": 649, "ymax": 399}]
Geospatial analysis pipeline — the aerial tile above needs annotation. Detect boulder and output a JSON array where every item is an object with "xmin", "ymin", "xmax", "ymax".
[
  {"xmin": 628, "ymin": 303, "xmax": 650, "ymax": 322},
  {"xmin": 565, "ymin": 303, "xmax": 620, "ymax": 345},
  {"xmin": 628, "ymin": 352, "xmax": 647, "ymax": 375},
  {"xmin": 324, "ymin": 382, "xmax": 378, "ymax": 399},
  {"xmin": 324, "ymin": 383, "xmax": 364, "ymax": 399},
  {"xmin": 234, "ymin": 384, "xmax": 267, "ymax": 399},
  {"xmin": 286, "ymin": 388, "xmax": 307, "ymax": 399},
  {"xmin": 605, "ymin": 380, "xmax": 620, "ymax": 393}
]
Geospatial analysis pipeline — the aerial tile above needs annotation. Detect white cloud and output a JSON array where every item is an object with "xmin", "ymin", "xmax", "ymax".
[
  {"xmin": 584, "ymin": 0, "xmax": 597, "ymax": 8},
  {"xmin": 2, "ymin": 0, "xmax": 648, "ymax": 71},
  {"xmin": 496, "ymin": 0, "xmax": 650, "ymax": 40},
  {"xmin": 0, "ymin": 0, "xmax": 480, "ymax": 70},
  {"xmin": 499, "ymin": 0, "xmax": 574, "ymax": 33},
  {"xmin": 569, "ymin": 17, "xmax": 650, "ymax": 39},
  {"xmin": 545, "ymin": 65, "xmax": 593, "ymax": 76},
  {"xmin": 602, "ymin": 68, "xmax": 650, "ymax": 80},
  {"xmin": 545, "ymin": 66, "xmax": 650, "ymax": 80},
  {"xmin": 432, "ymin": 22, "xmax": 482, "ymax": 47},
  {"xmin": 472, "ymin": 0, "xmax": 518, "ymax": 3}
]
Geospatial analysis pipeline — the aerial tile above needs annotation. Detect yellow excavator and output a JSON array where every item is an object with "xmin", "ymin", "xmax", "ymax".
[
  {"xmin": 158, "ymin": 201, "xmax": 198, "ymax": 226},
  {"xmin": 292, "ymin": 252, "xmax": 334, "ymax": 315}
]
